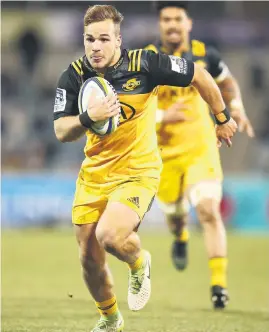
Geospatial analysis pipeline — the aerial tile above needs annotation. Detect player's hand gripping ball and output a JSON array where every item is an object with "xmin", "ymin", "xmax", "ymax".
[{"xmin": 78, "ymin": 77, "xmax": 120, "ymax": 136}]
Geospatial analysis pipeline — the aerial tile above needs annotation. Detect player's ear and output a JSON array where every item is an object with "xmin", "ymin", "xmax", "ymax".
[
  {"xmin": 116, "ymin": 34, "xmax": 122, "ymax": 49},
  {"xmin": 187, "ymin": 18, "xmax": 193, "ymax": 33},
  {"xmin": 83, "ymin": 33, "xmax": 86, "ymax": 47}
]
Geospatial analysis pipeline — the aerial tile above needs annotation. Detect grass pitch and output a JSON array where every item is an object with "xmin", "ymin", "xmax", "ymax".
[{"xmin": 2, "ymin": 229, "xmax": 269, "ymax": 332}]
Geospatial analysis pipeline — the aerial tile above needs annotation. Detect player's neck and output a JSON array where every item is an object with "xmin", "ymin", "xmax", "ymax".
[
  {"xmin": 96, "ymin": 49, "xmax": 122, "ymax": 75},
  {"xmin": 161, "ymin": 38, "xmax": 189, "ymax": 55}
]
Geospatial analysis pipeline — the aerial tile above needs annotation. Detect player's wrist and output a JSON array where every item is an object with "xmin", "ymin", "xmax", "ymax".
[
  {"xmin": 79, "ymin": 112, "xmax": 94, "ymax": 128},
  {"xmin": 214, "ymin": 108, "xmax": 231, "ymax": 125}
]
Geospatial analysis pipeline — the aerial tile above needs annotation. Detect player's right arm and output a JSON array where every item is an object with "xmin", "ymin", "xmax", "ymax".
[
  {"xmin": 53, "ymin": 68, "xmax": 119, "ymax": 142},
  {"xmin": 53, "ymin": 68, "xmax": 86, "ymax": 142},
  {"xmin": 146, "ymin": 51, "xmax": 237, "ymax": 146},
  {"xmin": 147, "ymin": 51, "xmax": 226, "ymax": 117}
]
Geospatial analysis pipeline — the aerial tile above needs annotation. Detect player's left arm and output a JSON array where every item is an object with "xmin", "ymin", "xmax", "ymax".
[
  {"xmin": 207, "ymin": 47, "xmax": 254, "ymax": 137},
  {"xmin": 146, "ymin": 51, "xmax": 237, "ymax": 146}
]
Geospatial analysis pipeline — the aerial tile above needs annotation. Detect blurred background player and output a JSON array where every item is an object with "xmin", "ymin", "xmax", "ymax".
[{"xmin": 145, "ymin": 1, "xmax": 254, "ymax": 309}]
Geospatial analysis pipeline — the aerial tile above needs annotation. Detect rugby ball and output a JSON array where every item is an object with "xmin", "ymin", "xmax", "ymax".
[{"xmin": 78, "ymin": 77, "xmax": 120, "ymax": 136}]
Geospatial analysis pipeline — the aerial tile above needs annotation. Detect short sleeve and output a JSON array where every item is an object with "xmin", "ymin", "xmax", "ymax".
[
  {"xmin": 207, "ymin": 47, "xmax": 230, "ymax": 82},
  {"xmin": 53, "ymin": 67, "xmax": 80, "ymax": 120},
  {"xmin": 146, "ymin": 51, "xmax": 194, "ymax": 88}
]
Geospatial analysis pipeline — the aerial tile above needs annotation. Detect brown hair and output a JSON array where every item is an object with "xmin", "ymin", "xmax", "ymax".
[{"xmin": 84, "ymin": 5, "xmax": 124, "ymax": 34}]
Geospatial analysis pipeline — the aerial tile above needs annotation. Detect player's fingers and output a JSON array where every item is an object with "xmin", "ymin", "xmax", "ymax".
[
  {"xmin": 182, "ymin": 115, "xmax": 194, "ymax": 122},
  {"xmin": 175, "ymin": 102, "xmax": 191, "ymax": 110},
  {"xmin": 109, "ymin": 101, "xmax": 121, "ymax": 111},
  {"xmin": 105, "ymin": 94, "xmax": 118, "ymax": 106},
  {"xmin": 246, "ymin": 122, "xmax": 255, "ymax": 138},
  {"xmin": 217, "ymin": 138, "xmax": 222, "ymax": 148},
  {"xmin": 237, "ymin": 119, "xmax": 244, "ymax": 132},
  {"xmin": 107, "ymin": 108, "xmax": 121, "ymax": 118},
  {"xmin": 218, "ymin": 128, "xmax": 234, "ymax": 141},
  {"xmin": 175, "ymin": 114, "xmax": 188, "ymax": 121},
  {"xmin": 225, "ymin": 138, "xmax": 232, "ymax": 147},
  {"xmin": 106, "ymin": 104, "xmax": 121, "ymax": 117},
  {"xmin": 221, "ymin": 130, "xmax": 233, "ymax": 139},
  {"xmin": 182, "ymin": 117, "xmax": 191, "ymax": 122}
]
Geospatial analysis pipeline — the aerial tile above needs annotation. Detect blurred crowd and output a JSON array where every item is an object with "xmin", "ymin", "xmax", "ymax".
[{"xmin": 2, "ymin": 1, "xmax": 269, "ymax": 174}]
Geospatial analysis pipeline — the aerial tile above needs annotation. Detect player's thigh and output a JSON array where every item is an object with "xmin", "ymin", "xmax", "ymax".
[
  {"xmin": 184, "ymin": 149, "xmax": 223, "ymax": 207},
  {"xmin": 157, "ymin": 159, "xmax": 189, "ymax": 216},
  {"xmin": 157, "ymin": 159, "xmax": 184, "ymax": 204},
  {"xmin": 72, "ymin": 179, "xmax": 107, "ymax": 225},
  {"xmin": 97, "ymin": 178, "xmax": 158, "ymax": 239},
  {"xmin": 194, "ymin": 196, "xmax": 222, "ymax": 223}
]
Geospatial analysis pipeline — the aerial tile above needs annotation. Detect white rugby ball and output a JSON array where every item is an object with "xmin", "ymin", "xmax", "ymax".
[{"xmin": 78, "ymin": 77, "xmax": 120, "ymax": 136}]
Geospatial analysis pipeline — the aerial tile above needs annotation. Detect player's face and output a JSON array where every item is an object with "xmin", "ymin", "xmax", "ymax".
[
  {"xmin": 159, "ymin": 7, "xmax": 192, "ymax": 46},
  {"xmin": 84, "ymin": 19, "xmax": 122, "ymax": 70}
]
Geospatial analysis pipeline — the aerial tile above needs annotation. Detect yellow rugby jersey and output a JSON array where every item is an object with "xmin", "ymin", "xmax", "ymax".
[
  {"xmin": 145, "ymin": 41, "xmax": 229, "ymax": 161},
  {"xmin": 53, "ymin": 49, "xmax": 194, "ymax": 184}
]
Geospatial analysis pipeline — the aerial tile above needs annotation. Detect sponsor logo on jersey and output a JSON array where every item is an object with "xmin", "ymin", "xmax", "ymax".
[
  {"xmin": 169, "ymin": 56, "xmax": 188, "ymax": 75},
  {"xmin": 54, "ymin": 88, "xmax": 66, "ymax": 112}
]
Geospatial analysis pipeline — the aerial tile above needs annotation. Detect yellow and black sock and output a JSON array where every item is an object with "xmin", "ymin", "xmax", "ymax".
[
  {"xmin": 128, "ymin": 250, "xmax": 145, "ymax": 272},
  {"xmin": 95, "ymin": 296, "xmax": 119, "ymax": 318},
  {"xmin": 177, "ymin": 228, "xmax": 189, "ymax": 243},
  {"xmin": 209, "ymin": 257, "xmax": 228, "ymax": 288}
]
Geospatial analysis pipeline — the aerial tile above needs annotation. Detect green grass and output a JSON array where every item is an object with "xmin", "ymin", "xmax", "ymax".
[{"xmin": 2, "ymin": 229, "xmax": 269, "ymax": 332}]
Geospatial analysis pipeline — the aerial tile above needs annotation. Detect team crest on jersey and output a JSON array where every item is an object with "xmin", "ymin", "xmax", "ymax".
[{"xmin": 122, "ymin": 78, "xmax": 141, "ymax": 91}]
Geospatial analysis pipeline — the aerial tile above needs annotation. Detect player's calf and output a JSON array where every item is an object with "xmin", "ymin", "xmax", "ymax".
[
  {"xmin": 195, "ymin": 196, "xmax": 229, "ymax": 309},
  {"xmin": 96, "ymin": 202, "xmax": 152, "ymax": 311},
  {"xmin": 167, "ymin": 214, "xmax": 189, "ymax": 271},
  {"xmin": 196, "ymin": 197, "xmax": 226, "ymax": 257},
  {"xmin": 75, "ymin": 224, "xmax": 123, "ymax": 329},
  {"xmin": 76, "ymin": 223, "xmax": 115, "ymax": 301}
]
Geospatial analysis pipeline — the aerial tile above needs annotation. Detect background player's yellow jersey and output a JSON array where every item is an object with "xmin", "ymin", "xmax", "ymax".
[
  {"xmin": 145, "ymin": 41, "xmax": 229, "ymax": 161},
  {"xmin": 53, "ymin": 49, "xmax": 194, "ymax": 185}
]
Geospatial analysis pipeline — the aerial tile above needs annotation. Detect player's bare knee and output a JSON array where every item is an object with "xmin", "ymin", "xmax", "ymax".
[
  {"xmin": 96, "ymin": 226, "xmax": 121, "ymax": 254},
  {"xmin": 196, "ymin": 199, "xmax": 221, "ymax": 224}
]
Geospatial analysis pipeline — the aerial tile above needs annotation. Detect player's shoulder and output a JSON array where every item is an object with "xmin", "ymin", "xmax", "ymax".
[
  {"xmin": 191, "ymin": 39, "xmax": 220, "ymax": 58},
  {"xmin": 126, "ymin": 48, "xmax": 158, "ymax": 72},
  {"xmin": 59, "ymin": 56, "xmax": 83, "ymax": 78},
  {"xmin": 144, "ymin": 44, "xmax": 159, "ymax": 53},
  {"xmin": 191, "ymin": 39, "xmax": 207, "ymax": 57},
  {"xmin": 58, "ymin": 56, "xmax": 84, "ymax": 89},
  {"xmin": 70, "ymin": 56, "xmax": 84, "ymax": 76}
]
